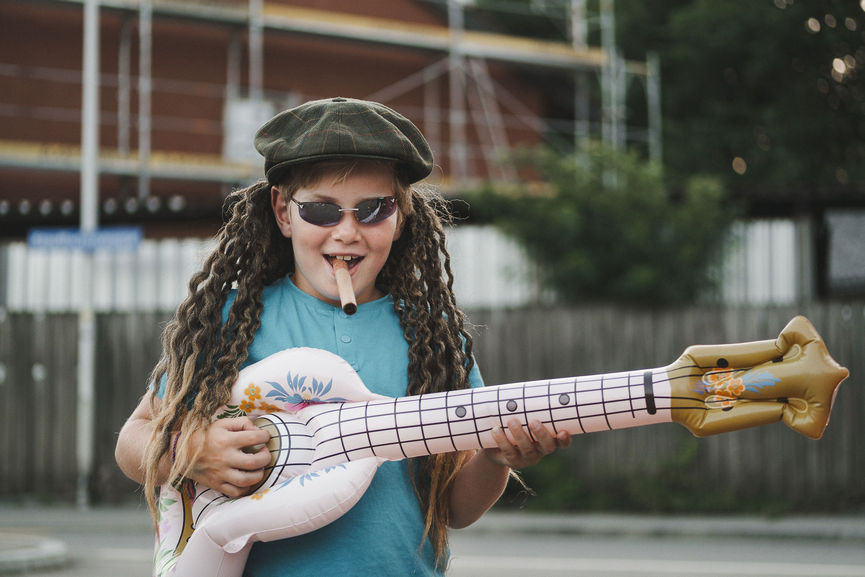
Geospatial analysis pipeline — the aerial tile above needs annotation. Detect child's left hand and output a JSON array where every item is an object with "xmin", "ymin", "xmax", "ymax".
[{"xmin": 483, "ymin": 418, "xmax": 572, "ymax": 469}]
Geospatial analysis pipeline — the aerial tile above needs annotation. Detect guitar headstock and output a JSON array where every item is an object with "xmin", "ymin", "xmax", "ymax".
[{"xmin": 667, "ymin": 316, "xmax": 848, "ymax": 439}]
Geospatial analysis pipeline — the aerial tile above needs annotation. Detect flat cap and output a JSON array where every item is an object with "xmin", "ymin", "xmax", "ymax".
[{"xmin": 254, "ymin": 97, "xmax": 434, "ymax": 185}]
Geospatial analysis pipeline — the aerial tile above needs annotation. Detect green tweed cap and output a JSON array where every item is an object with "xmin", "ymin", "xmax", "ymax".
[{"xmin": 254, "ymin": 97, "xmax": 434, "ymax": 185}]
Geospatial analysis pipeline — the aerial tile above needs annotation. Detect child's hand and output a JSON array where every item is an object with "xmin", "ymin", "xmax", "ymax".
[
  {"xmin": 187, "ymin": 417, "xmax": 272, "ymax": 498},
  {"xmin": 483, "ymin": 418, "xmax": 571, "ymax": 469}
]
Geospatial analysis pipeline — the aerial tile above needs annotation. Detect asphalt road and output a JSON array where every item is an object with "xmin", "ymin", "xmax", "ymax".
[
  {"xmin": 2, "ymin": 505, "xmax": 864, "ymax": 577},
  {"xmin": 448, "ymin": 531, "xmax": 865, "ymax": 577}
]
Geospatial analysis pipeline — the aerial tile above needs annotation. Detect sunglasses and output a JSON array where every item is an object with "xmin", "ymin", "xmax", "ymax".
[{"xmin": 290, "ymin": 196, "xmax": 398, "ymax": 227}]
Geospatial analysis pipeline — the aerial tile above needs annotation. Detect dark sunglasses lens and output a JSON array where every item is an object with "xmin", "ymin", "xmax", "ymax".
[
  {"xmin": 357, "ymin": 198, "xmax": 397, "ymax": 224},
  {"xmin": 299, "ymin": 202, "xmax": 342, "ymax": 226}
]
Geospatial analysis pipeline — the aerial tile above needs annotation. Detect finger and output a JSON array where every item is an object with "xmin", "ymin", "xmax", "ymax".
[
  {"xmin": 238, "ymin": 417, "xmax": 263, "ymax": 430},
  {"xmin": 506, "ymin": 419, "xmax": 539, "ymax": 456},
  {"xmin": 219, "ymin": 483, "xmax": 246, "ymax": 499},
  {"xmin": 214, "ymin": 416, "xmax": 256, "ymax": 432},
  {"xmin": 556, "ymin": 430, "xmax": 572, "ymax": 449},
  {"xmin": 225, "ymin": 466, "xmax": 266, "ymax": 489},
  {"xmin": 239, "ymin": 446, "xmax": 273, "ymax": 470},
  {"xmin": 233, "ymin": 428, "xmax": 272, "ymax": 450},
  {"xmin": 490, "ymin": 426, "xmax": 519, "ymax": 461},
  {"xmin": 528, "ymin": 420, "xmax": 558, "ymax": 454},
  {"xmin": 226, "ymin": 442, "xmax": 271, "ymax": 469}
]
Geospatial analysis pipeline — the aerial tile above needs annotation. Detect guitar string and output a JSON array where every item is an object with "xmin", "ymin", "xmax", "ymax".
[
  {"xmin": 305, "ymin": 368, "xmax": 693, "ymax": 464},
  {"xmin": 235, "ymin": 363, "xmax": 766, "ymax": 476},
  {"xmin": 189, "ymin": 361, "xmax": 773, "ymax": 526},
  {"xmin": 257, "ymin": 364, "xmax": 742, "ymax": 456},
  {"xmin": 303, "ymin": 362, "xmax": 777, "ymax": 465}
]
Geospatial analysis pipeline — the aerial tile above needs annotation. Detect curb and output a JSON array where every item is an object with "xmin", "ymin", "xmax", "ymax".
[
  {"xmin": 0, "ymin": 534, "xmax": 69, "ymax": 575},
  {"xmin": 467, "ymin": 512, "xmax": 865, "ymax": 542}
]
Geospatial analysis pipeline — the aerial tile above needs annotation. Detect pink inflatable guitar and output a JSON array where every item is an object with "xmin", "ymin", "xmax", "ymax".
[{"xmin": 153, "ymin": 316, "xmax": 848, "ymax": 576}]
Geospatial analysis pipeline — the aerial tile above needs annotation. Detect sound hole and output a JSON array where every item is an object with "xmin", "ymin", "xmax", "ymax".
[
  {"xmin": 506, "ymin": 400, "xmax": 518, "ymax": 412},
  {"xmin": 455, "ymin": 406, "xmax": 467, "ymax": 418},
  {"xmin": 558, "ymin": 393, "xmax": 570, "ymax": 405}
]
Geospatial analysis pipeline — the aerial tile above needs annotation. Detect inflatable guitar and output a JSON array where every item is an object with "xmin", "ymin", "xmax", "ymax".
[{"xmin": 153, "ymin": 316, "xmax": 848, "ymax": 576}]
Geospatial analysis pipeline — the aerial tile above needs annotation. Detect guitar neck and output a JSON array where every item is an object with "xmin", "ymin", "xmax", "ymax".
[{"xmin": 308, "ymin": 367, "xmax": 673, "ymax": 468}]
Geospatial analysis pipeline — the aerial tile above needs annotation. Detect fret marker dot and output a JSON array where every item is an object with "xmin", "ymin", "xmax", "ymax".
[
  {"xmin": 506, "ymin": 400, "xmax": 518, "ymax": 412},
  {"xmin": 455, "ymin": 406, "xmax": 467, "ymax": 418},
  {"xmin": 558, "ymin": 394, "xmax": 570, "ymax": 405}
]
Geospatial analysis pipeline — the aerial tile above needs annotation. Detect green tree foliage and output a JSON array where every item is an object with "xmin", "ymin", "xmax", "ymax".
[
  {"xmin": 617, "ymin": 0, "xmax": 865, "ymax": 194},
  {"xmin": 468, "ymin": 144, "xmax": 730, "ymax": 305},
  {"xmin": 470, "ymin": 0, "xmax": 865, "ymax": 195}
]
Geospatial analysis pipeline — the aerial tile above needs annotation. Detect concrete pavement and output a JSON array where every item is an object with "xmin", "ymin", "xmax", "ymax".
[{"xmin": 1, "ymin": 502, "xmax": 864, "ymax": 575}]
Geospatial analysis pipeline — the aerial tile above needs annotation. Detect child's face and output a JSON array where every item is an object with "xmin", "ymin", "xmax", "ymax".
[{"xmin": 271, "ymin": 164, "xmax": 403, "ymax": 308}]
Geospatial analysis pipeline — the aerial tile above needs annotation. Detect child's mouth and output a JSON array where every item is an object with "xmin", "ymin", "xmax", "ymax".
[{"xmin": 327, "ymin": 254, "xmax": 362, "ymax": 271}]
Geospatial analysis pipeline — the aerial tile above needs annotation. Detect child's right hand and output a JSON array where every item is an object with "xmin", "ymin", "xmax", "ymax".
[{"xmin": 187, "ymin": 417, "xmax": 272, "ymax": 498}]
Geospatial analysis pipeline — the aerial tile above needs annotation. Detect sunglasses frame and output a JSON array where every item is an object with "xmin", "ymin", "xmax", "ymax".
[{"xmin": 289, "ymin": 196, "xmax": 398, "ymax": 227}]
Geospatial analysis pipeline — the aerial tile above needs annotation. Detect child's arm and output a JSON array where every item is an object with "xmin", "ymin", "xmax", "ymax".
[
  {"xmin": 115, "ymin": 391, "xmax": 272, "ymax": 497},
  {"xmin": 447, "ymin": 418, "xmax": 571, "ymax": 529},
  {"xmin": 115, "ymin": 391, "xmax": 172, "ymax": 485}
]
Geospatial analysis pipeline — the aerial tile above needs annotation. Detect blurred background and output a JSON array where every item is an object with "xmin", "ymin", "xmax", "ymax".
[{"xmin": 0, "ymin": 0, "xmax": 862, "ymax": 517}]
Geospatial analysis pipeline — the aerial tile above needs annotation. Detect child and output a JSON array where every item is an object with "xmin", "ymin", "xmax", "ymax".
[{"xmin": 115, "ymin": 97, "xmax": 571, "ymax": 576}]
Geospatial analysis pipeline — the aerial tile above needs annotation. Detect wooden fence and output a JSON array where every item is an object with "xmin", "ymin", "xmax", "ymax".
[{"xmin": 1, "ymin": 304, "xmax": 862, "ymax": 511}]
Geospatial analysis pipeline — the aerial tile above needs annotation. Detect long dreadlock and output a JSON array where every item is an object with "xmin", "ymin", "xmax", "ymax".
[{"xmin": 143, "ymin": 161, "xmax": 474, "ymax": 568}]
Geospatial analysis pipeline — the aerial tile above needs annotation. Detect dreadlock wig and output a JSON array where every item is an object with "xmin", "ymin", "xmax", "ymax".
[{"xmin": 143, "ymin": 160, "xmax": 474, "ymax": 568}]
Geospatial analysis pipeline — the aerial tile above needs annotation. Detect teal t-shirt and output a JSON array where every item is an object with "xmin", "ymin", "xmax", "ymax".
[{"xmin": 212, "ymin": 276, "xmax": 482, "ymax": 576}]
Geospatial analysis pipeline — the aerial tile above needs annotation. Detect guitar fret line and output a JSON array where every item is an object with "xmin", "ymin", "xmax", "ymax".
[
  {"xmin": 393, "ymin": 397, "xmax": 407, "ymax": 459},
  {"xmin": 627, "ymin": 371, "xmax": 636, "ymax": 418},
  {"xmin": 442, "ymin": 394, "xmax": 458, "ymax": 453},
  {"xmin": 416, "ymin": 397, "xmax": 432, "ymax": 457},
  {"xmin": 546, "ymin": 380, "xmax": 558, "ymax": 436},
  {"xmin": 495, "ymin": 383, "xmax": 504, "ymax": 430},
  {"xmin": 336, "ymin": 404, "xmax": 349, "ymax": 461},
  {"xmin": 644, "ymin": 370, "xmax": 657, "ymax": 415},
  {"xmin": 600, "ymin": 374, "xmax": 612, "ymax": 430},
  {"xmin": 472, "ymin": 388, "xmax": 484, "ymax": 448},
  {"xmin": 363, "ymin": 402, "xmax": 375, "ymax": 458},
  {"xmin": 572, "ymin": 377, "xmax": 585, "ymax": 434}
]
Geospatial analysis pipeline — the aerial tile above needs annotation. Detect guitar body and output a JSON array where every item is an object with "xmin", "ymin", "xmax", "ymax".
[
  {"xmin": 152, "ymin": 316, "xmax": 848, "ymax": 577},
  {"xmin": 154, "ymin": 350, "xmax": 388, "ymax": 577}
]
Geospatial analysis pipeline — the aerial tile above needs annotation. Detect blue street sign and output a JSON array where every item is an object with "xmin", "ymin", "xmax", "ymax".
[{"xmin": 27, "ymin": 226, "xmax": 143, "ymax": 251}]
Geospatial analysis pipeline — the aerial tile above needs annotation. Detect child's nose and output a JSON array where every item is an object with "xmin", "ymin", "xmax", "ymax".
[{"xmin": 331, "ymin": 212, "xmax": 361, "ymax": 241}]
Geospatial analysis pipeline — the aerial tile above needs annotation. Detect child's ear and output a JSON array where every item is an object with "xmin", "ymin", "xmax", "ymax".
[{"xmin": 271, "ymin": 186, "xmax": 292, "ymax": 238}]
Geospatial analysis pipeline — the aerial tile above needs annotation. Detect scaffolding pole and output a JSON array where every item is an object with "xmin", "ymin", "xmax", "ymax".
[
  {"xmin": 447, "ymin": 0, "xmax": 468, "ymax": 184},
  {"xmin": 570, "ymin": 0, "xmax": 590, "ymax": 157},
  {"xmin": 117, "ymin": 16, "xmax": 132, "ymax": 157},
  {"xmin": 77, "ymin": 0, "xmax": 100, "ymax": 510},
  {"xmin": 647, "ymin": 51, "xmax": 662, "ymax": 165},
  {"xmin": 600, "ymin": 0, "xmax": 620, "ymax": 150},
  {"xmin": 138, "ymin": 0, "xmax": 152, "ymax": 200},
  {"xmin": 249, "ymin": 0, "xmax": 264, "ymax": 102}
]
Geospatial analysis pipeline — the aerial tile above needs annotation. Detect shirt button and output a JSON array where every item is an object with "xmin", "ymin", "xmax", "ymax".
[{"xmin": 341, "ymin": 335, "xmax": 352, "ymax": 343}]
